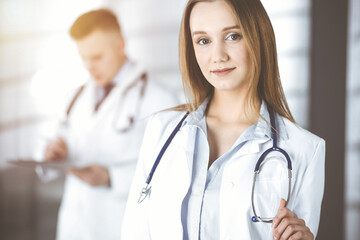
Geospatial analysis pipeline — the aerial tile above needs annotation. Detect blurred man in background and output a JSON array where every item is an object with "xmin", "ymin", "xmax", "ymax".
[{"xmin": 41, "ymin": 8, "xmax": 177, "ymax": 239}]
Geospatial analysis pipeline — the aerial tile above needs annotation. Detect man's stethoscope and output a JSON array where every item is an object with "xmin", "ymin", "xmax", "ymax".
[
  {"xmin": 138, "ymin": 107, "xmax": 292, "ymax": 224},
  {"xmin": 63, "ymin": 72, "xmax": 147, "ymax": 133}
]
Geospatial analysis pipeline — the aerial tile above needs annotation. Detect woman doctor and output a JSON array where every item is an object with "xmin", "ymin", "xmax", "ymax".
[{"xmin": 122, "ymin": 0, "xmax": 325, "ymax": 239}]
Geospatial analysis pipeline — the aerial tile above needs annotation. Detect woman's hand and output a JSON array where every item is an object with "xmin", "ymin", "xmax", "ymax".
[{"xmin": 272, "ymin": 199, "xmax": 314, "ymax": 240}]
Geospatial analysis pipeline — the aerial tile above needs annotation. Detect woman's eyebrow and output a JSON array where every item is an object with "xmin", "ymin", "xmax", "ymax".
[
  {"xmin": 191, "ymin": 25, "xmax": 241, "ymax": 37},
  {"xmin": 222, "ymin": 25, "xmax": 241, "ymax": 32},
  {"xmin": 192, "ymin": 30, "xmax": 207, "ymax": 36}
]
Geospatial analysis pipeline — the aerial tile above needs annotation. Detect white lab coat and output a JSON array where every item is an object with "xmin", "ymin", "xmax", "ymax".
[
  {"xmin": 53, "ymin": 63, "xmax": 178, "ymax": 240},
  {"xmin": 122, "ymin": 105, "xmax": 326, "ymax": 240}
]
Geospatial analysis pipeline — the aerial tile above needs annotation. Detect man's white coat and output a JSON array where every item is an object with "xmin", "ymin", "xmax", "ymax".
[{"xmin": 55, "ymin": 63, "xmax": 178, "ymax": 240}]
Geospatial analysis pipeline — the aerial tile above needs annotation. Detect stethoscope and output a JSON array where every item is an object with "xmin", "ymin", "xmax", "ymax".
[
  {"xmin": 250, "ymin": 108, "xmax": 292, "ymax": 223},
  {"xmin": 138, "ymin": 107, "xmax": 292, "ymax": 224},
  {"xmin": 62, "ymin": 72, "xmax": 147, "ymax": 133},
  {"xmin": 111, "ymin": 72, "xmax": 147, "ymax": 132}
]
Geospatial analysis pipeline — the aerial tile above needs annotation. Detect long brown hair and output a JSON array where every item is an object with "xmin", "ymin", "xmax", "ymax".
[{"xmin": 176, "ymin": 0, "xmax": 295, "ymax": 123}]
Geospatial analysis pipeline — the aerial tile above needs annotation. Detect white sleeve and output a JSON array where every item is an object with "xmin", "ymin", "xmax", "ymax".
[
  {"xmin": 108, "ymin": 160, "xmax": 138, "ymax": 196},
  {"xmin": 292, "ymin": 138, "xmax": 326, "ymax": 237},
  {"xmin": 121, "ymin": 115, "xmax": 157, "ymax": 239}
]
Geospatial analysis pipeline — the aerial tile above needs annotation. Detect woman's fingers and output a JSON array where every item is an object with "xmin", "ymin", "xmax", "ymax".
[
  {"xmin": 272, "ymin": 199, "xmax": 297, "ymax": 229},
  {"xmin": 276, "ymin": 224, "xmax": 313, "ymax": 240},
  {"xmin": 272, "ymin": 199, "xmax": 313, "ymax": 240},
  {"xmin": 279, "ymin": 198, "xmax": 286, "ymax": 208},
  {"xmin": 273, "ymin": 217, "xmax": 304, "ymax": 239},
  {"xmin": 286, "ymin": 229, "xmax": 314, "ymax": 240}
]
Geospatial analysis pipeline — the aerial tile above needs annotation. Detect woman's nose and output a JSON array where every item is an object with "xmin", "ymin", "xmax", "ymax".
[{"xmin": 212, "ymin": 42, "xmax": 229, "ymax": 63}]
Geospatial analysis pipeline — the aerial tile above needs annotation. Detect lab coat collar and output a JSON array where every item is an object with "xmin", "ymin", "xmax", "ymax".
[
  {"xmin": 182, "ymin": 100, "xmax": 289, "ymax": 142},
  {"xmin": 254, "ymin": 102, "xmax": 289, "ymax": 141},
  {"xmin": 112, "ymin": 60, "xmax": 132, "ymax": 86},
  {"xmin": 180, "ymin": 99, "xmax": 209, "ymax": 133},
  {"xmin": 186, "ymin": 99, "xmax": 209, "ymax": 124},
  {"xmin": 85, "ymin": 61, "xmax": 145, "ymax": 130},
  {"xmin": 91, "ymin": 60, "xmax": 144, "ymax": 94}
]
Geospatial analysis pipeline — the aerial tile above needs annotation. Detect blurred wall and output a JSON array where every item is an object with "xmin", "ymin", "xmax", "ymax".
[
  {"xmin": 0, "ymin": 0, "xmax": 105, "ymax": 165},
  {"xmin": 309, "ymin": 0, "xmax": 348, "ymax": 239},
  {"xmin": 0, "ymin": 1, "xmax": 105, "ymax": 239},
  {"xmin": 346, "ymin": 0, "xmax": 360, "ymax": 239}
]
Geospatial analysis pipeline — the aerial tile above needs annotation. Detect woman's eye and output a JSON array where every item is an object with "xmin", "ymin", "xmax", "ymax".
[
  {"xmin": 198, "ymin": 38, "xmax": 210, "ymax": 45},
  {"xmin": 227, "ymin": 33, "xmax": 242, "ymax": 41}
]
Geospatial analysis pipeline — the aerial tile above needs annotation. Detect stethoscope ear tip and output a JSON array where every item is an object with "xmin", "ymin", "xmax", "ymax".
[{"xmin": 251, "ymin": 216, "xmax": 259, "ymax": 223}]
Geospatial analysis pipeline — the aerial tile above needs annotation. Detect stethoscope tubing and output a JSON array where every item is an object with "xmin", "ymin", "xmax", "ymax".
[
  {"xmin": 138, "ymin": 112, "xmax": 189, "ymax": 203},
  {"xmin": 138, "ymin": 106, "xmax": 293, "ymax": 223},
  {"xmin": 63, "ymin": 72, "xmax": 147, "ymax": 134},
  {"xmin": 251, "ymin": 108, "xmax": 292, "ymax": 223},
  {"xmin": 145, "ymin": 112, "xmax": 189, "ymax": 185},
  {"xmin": 112, "ymin": 72, "xmax": 147, "ymax": 133}
]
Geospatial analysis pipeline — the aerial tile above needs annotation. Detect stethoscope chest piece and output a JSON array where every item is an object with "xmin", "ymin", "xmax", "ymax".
[
  {"xmin": 137, "ymin": 107, "xmax": 293, "ymax": 226},
  {"xmin": 138, "ymin": 184, "xmax": 151, "ymax": 203},
  {"xmin": 138, "ymin": 112, "xmax": 189, "ymax": 204}
]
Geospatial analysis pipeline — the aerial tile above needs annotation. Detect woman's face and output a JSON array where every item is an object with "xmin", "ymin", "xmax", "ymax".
[{"xmin": 190, "ymin": 0, "xmax": 251, "ymax": 94}]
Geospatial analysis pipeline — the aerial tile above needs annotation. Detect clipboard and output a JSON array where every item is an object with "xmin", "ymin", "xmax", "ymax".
[{"xmin": 7, "ymin": 159, "xmax": 70, "ymax": 170}]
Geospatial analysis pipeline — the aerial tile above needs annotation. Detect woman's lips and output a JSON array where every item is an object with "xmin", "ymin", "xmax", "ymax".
[{"xmin": 211, "ymin": 67, "xmax": 236, "ymax": 76}]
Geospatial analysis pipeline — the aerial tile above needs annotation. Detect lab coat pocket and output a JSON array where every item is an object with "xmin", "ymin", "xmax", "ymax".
[
  {"xmin": 253, "ymin": 179, "xmax": 281, "ymax": 219},
  {"xmin": 252, "ymin": 156, "xmax": 290, "ymax": 220}
]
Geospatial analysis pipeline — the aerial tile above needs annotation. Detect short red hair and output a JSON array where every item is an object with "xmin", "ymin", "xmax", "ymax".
[{"xmin": 70, "ymin": 9, "xmax": 121, "ymax": 40}]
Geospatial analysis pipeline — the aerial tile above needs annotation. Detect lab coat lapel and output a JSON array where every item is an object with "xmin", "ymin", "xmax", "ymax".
[
  {"xmin": 92, "ymin": 63, "xmax": 144, "ymax": 130},
  {"xmin": 233, "ymin": 140, "xmax": 261, "ymax": 158},
  {"xmin": 69, "ymin": 81, "xmax": 98, "ymax": 131},
  {"xmin": 182, "ymin": 125, "xmax": 197, "ymax": 178},
  {"xmin": 232, "ymin": 102, "xmax": 290, "ymax": 159}
]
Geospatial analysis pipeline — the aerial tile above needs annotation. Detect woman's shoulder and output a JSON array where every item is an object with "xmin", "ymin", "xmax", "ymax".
[
  {"xmin": 140, "ymin": 110, "xmax": 188, "ymax": 166},
  {"xmin": 148, "ymin": 110, "xmax": 188, "ymax": 132},
  {"xmin": 281, "ymin": 117, "xmax": 325, "ymax": 155}
]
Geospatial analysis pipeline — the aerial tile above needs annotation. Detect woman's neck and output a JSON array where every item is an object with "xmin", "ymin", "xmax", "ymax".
[{"xmin": 206, "ymin": 89, "xmax": 260, "ymax": 125}]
